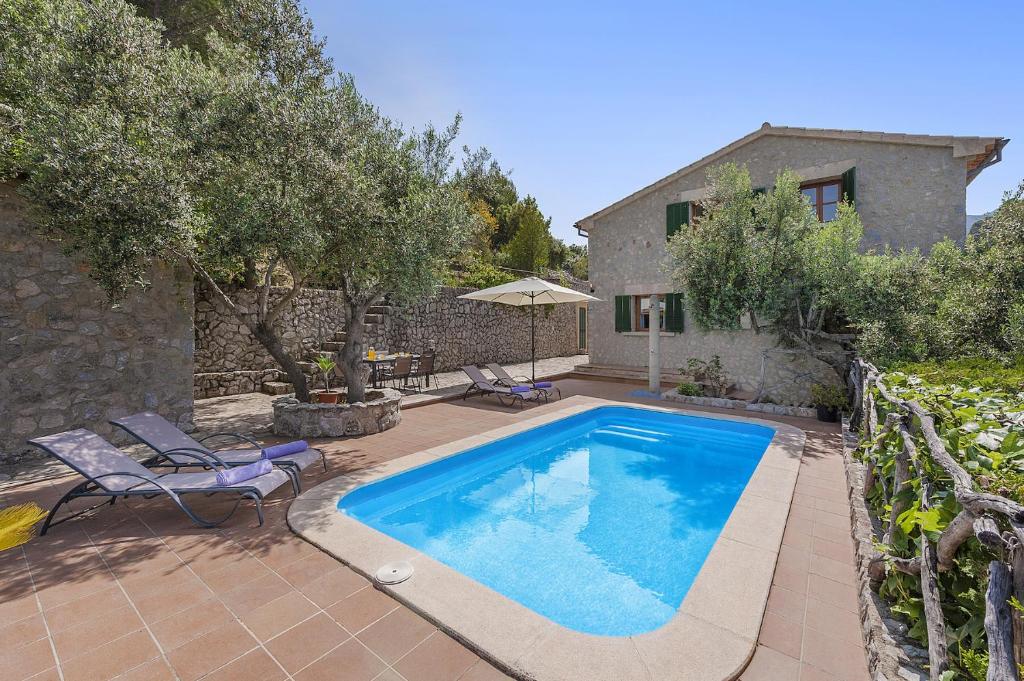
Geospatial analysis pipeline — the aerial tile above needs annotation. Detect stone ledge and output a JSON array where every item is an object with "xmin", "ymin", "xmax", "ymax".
[
  {"xmin": 841, "ymin": 416, "xmax": 928, "ymax": 681},
  {"xmin": 661, "ymin": 391, "xmax": 817, "ymax": 419},
  {"xmin": 273, "ymin": 388, "xmax": 402, "ymax": 437}
]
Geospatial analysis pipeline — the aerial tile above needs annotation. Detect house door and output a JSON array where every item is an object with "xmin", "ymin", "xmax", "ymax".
[{"xmin": 577, "ymin": 305, "xmax": 588, "ymax": 352}]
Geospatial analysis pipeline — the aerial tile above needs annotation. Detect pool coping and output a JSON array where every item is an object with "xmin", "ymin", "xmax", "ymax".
[{"xmin": 287, "ymin": 397, "xmax": 806, "ymax": 681}]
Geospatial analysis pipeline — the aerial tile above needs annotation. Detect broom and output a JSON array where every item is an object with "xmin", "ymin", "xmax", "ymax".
[{"xmin": 0, "ymin": 503, "xmax": 48, "ymax": 552}]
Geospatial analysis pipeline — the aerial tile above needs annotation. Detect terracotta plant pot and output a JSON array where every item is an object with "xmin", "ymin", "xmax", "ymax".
[{"xmin": 316, "ymin": 391, "xmax": 341, "ymax": 404}]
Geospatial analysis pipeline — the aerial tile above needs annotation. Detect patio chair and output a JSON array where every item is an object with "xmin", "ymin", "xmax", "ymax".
[
  {"xmin": 461, "ymin": 365, "xmax": 543, "ymax": 408},
  {"xmin": 381, "ymin": 354, "xmax": 417, "ymax": 391},
  {"xmin": 485, "ymin": 363, "xmax": 561, "ymax": 401},
  {"xmin": 109, "ymin": 412, "xmax": 326, "ymax": 491},
  {"xmin": 28, "ymin": 429, "xmax": 294, "ymax": 534},
  {"xmin": 412, "ymin": 350, "xmax": 436, "ymax": 388}
]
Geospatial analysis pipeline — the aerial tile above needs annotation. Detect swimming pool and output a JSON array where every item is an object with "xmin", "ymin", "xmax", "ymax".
[{"xmin": 338, "ymin": 406, "xmax": 775, "ymax": 636}]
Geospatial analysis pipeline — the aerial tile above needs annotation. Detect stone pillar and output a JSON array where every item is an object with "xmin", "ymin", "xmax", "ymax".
[{"xmin": 648, "ymin": 293, "xmax": 660, "ymax": 393}]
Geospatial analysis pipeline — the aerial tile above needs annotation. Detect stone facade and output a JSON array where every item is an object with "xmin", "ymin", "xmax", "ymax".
[
  {"xmin": 583, "ymin": 130, "xmax": 984, "ymax": 404},
  {"xmin": 367, "ymin": 287, "xmax": 582, "ymax": 373},
  {"xmin": 0, "ymin": 182, "xmax": 195, "ymax": 465}
]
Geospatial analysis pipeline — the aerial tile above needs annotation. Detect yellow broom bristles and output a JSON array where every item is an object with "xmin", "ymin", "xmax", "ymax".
[{"xmin": 0, "ymin": 503, "xmax": 48, "ymax": 552}]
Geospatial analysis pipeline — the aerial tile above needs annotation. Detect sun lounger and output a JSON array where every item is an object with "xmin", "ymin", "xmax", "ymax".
[
  {"xmin": 485, "ymin": 363, "xmax": 561, "ymax": 401},
  {"xmin": 461, "ymin": 365, "xmax": 543, "ymax": 408},
  {"xmin": 110, "ymin": 412, "xmax": 326, "ymax": 492},
  {"xmin": 28, "ymin": 429, "xmax": 294, "ymax": 534}
]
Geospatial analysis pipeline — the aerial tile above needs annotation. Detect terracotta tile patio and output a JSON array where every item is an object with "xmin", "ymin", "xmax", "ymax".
[{"xmin": 0, "ymin": 378, "xmax": 868, "ymax": 681}]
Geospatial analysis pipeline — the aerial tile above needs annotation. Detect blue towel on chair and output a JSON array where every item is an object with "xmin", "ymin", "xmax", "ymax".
[
  {"xmin": 533, "ymin": 381, "xmax": 552, "ymax": 388},
  {"xmin": 216, "ymin": 459, "xmax": 272, "ymax": 486},
  {"xmin": 510, "ymin": 386, "xmax": 531, "ymax": 393},
  {"xmin": 262, "ymin": 440, "xmax": 309, "ymax": 460}
]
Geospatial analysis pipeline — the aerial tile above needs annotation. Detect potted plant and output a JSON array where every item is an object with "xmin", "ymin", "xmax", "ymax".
[
  {"xmin": 314, "ymin": 354, "xmax": 341, "ymax": 404},
  {"xmin": 811, "ymin": 383, "xmax": 847, "ymax": 422}
]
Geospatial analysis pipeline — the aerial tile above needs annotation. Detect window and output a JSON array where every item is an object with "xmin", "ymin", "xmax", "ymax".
[
  {"xmin": 634, "ymin": 295, "xmax": 666, "ymax": 332},
  {"xmin": 800, "ymin": 179, "xmax": 841, "ymax": 222},
  {"xmin": 689, "ymin": 202, "xmax": 704, "ymax": 226}
]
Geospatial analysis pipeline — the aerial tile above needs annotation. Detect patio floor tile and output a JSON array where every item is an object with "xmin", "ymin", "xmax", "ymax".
[
  {"xmin": 0, "ymin": 612, "xmax": 47, "ymax": 649},
  {"xmin": 201, "ymin": 648, "xmax": 287, "ymax": 681},
  {"xmin": 357, "ymin": 606, "xmax": 436, "ymax": 664},
  {"xmin": 0, "ymin": 637, "xmax": 56, "ymax": 681},
  {"xmin": 59, "ymin": 628, "xmax": 158, "ymax": 681},
  {"xmin": 739, "ymin": 645, "xmax": 801, "ymax": 681},
  {"xmin": 264, "ymin": 612, "xmax": 350, "ymax": 673},
  {"xmin": 393, "ymin": 630, "xmax": 479, "ymax": 681},
  {"xmin": 326, "ymin": 585, "xmax": 400, "ymax": 634},
  {"xmin": 299, "ymin": 565, "xmax": 368, "ymax": 608},
  {"xmin": 242, "ymin": 589, "xmax": 321, "ymax": 641},
  {"xmin": 148, "ymin": 596, "xmax": 235, "ymax": 650},
  {"xmin": 50, "ymin": 603, "xmax": 143, "ymax": 661},
  {"xmin": 165, "ymin": 619, "xmax": 258, "ymax": 681},
  {"xmin": 292, "ymin": 637, "xmax": 387, "ymax": 681}
]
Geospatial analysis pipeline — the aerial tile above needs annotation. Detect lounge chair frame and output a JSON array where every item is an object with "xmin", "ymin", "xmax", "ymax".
[
  {"xmin": 460, "ymin": 366, "xmax": 544, "ymax": 408},
  {"xmin": 485, "ymin": 363, "xmax": 561, "ymax": 401},
  {"xmin": 109, "ymin": 417, "xmax": 326, "ymax": 491},
  {"xmin": 28, "ymin": 435, "xmax": 292, "ymax": 535}
]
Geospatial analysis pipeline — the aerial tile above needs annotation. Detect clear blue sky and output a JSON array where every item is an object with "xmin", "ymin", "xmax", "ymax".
[{"xmin": 303, "ymin": 1, "xmax": 1023, "ymax": 245}]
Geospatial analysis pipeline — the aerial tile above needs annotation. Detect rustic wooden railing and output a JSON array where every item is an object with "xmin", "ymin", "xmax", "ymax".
[{"xmin": 849, "ymin": 359, "xmax": 1023, "ymax": 681}]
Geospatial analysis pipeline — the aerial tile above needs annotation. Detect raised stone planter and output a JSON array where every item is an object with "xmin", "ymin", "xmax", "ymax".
[
  {"xmin": 272, "ymin": 389, "xmax": 402, "ymax": 438},
  {"xmin": 661, "ymin": 390, "xmax": 817, "ymax": 419}
]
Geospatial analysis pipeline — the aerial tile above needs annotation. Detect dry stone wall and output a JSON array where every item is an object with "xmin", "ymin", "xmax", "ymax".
[
  {"xmin": 367, "ymin": 287, "xmax": 581, "ymax": 373},
  {"xmin": 1, "ymin": 183, "xmax": 195, "ymax": 466}
]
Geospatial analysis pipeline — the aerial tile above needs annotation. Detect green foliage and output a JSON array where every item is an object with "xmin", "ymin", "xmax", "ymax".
[
  {"xmin": 890, "ymin": 358, "xmax": 1024, "ymax": 392},
  {"xmin": 676, "ymin": 382, "xmax": 702, "ymax": 397},
  {"xmin": 861, "ymin": 366, "xmax": 1024, "ymax": 676},
  {"xmin": 444, "ymin": 260, "xmax": 516, "ymax": 289},
  {"xmin": 125, "ymin": 0, "xmax": 240, "ymax": 53},
  {"xmin": 314, "ymin": 353, "xmax": 336, "ymax": 392},
  {"xmin": 500, "ymin": 196, "xmax": 551, "ymax": 274},
  {"xmin": 666, "ymin": 163, "xmax": 862, "ymax": 383},
  {"xmin": 809, "ymin": 383, "xmax": 847, "ymax": 409},
  {"xmin": 684, "ymin": 355, "xmax": 728, "ymax": 397}
]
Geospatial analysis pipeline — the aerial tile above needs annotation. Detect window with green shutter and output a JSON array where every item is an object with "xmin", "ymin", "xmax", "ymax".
[
  {"xmin": 666, "ymin": 202, "xmax": 689, "ymax": 239},
  {"xmin": 614, "ymin": 295, "xmax": 631, "ymax": 332},
  {"xmin": 841, "ymin": 167, "xmax": 856, "ymax": 206},
  {"xmin": 664, "ymin": 293, "xmax": 685, "ymax": 332}
]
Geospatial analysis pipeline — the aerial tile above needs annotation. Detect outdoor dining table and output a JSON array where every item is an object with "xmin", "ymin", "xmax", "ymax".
[{"xmin": 361, "ymin": 353, "xmax": 419, "ymax": 389}]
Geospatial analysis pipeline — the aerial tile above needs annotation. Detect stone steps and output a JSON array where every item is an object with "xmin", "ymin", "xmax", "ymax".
[
  {"xmin": 320, "ymin": 340, "xmax": 344, "ymax": 352},
  {"xmin": 363, "ymin": 314, "xmax": 384, "ymax": 325},
  {"xmin": 261, "ymin": 381, "xmax": 293, "ymax": 396},
  {"xmin": 333, "ymin": 330, "xmax": 347, "ymax": 342},
  {"xmin": 368, "ymin": 305, "xmax": 392, "ymax": 315},
  {"xmin": 569, "ymin": 363, "xmax": 680, "ymax": 386}
]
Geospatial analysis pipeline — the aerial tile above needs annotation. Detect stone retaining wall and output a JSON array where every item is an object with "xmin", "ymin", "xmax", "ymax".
[
  {"xmin": 367, "ymin": 287, "xmax": 581, "ymax": 373},
  {"xmin": 1, "ymin": 182, "xmax": 195, "ymax": 466},
  {"xmin": 194, "ymin": 283, "xmax": 346, "ymax": 373}
]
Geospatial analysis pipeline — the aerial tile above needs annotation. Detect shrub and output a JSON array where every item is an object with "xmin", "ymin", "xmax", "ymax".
[
  {"xmin": 684, "ymin": 355, "xmax": 729, "ymax": 397},
  {"xmin": 676, "ymin": 382, "xmax": 702, "ymax": 397},
  {"xmin": 889, "ymin": 357, "xmax": 1024, "ymax": 392},
  {"xmin": 809, "ymin": 383, "xmax": 847, "ymax": 409}
]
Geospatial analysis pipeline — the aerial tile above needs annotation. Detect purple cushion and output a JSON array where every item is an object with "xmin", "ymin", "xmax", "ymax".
[
  {"xmin": 510, "ymin": 386, "xmax": 531, "ymax": 393},
  {"xmin": 262, "ymin": 440, "xmax": 309, "ymax": 460},
  {"xmin": 216, "ymin": 459, "xmax": 272, "ymax": 486},
  {"xmin": 533, "ymin": 381, "xmax": 552, "ymax": 388}
]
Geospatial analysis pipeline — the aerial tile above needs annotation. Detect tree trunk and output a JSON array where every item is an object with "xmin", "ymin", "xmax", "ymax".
[
  {"xmin": 340, "ymin": 299, "xmax": 370, "ymax": 404},
  {"xmin": 242, "ymin": 256, "xmax": 259, "ymax": 290},
  {"xmin": 252, "ymin": 322, "xmax": 309, "ymax": 402}
]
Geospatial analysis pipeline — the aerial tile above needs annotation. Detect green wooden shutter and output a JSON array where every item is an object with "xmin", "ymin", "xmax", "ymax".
[
  {"xmin": 664, "ymin": 293, "xmax": 685, "ymax": 332},
  {"xmin": 841, "ymin": 167, "xmax": 856, "ymax": 206},
  {"xmin": 666, "ymin": 202, "xmax": 689, "ymax": 239},
  {"xmin": 614, "ymin": 295, "xmax": 631, "ymax": 332}
]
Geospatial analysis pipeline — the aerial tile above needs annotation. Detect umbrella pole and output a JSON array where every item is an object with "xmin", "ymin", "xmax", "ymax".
[{"xmin": 531, "ymin": 298, "xmax": 536, "ymax": 381}]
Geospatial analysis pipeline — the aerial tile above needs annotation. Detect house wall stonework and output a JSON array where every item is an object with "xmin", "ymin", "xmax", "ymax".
[
  {"xmin": 0, "ymin": 183, "xmax": 194, "ymax": 466},
  {"xmin": 587, "ymin": 135, "xmax": 968, "ymax": 403}
]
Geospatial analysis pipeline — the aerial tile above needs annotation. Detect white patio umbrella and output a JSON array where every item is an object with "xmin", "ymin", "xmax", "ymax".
[{"xmin": 458, "ymin": 276, "xmax": 600, "ymax": 380}]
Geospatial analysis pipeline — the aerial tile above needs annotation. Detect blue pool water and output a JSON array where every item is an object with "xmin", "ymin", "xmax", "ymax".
[{"xmin": 338, "ymin": 406, "xmax": 774, "ymax": 636}]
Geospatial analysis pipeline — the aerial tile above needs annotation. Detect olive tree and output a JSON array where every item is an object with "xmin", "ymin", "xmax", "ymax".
[
  {"xmin": 2, "ymin": 0, "xmax": 352, "ymax": 402},
  {"xmin": 320, "ymin": 96, "xmax": 476, "ymax": 403},
  {"xmin": 667, "ymin": 163, "xmax": 863, "ymax": 386}
]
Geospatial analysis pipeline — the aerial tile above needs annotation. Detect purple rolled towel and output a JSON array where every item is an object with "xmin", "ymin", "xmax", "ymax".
[
  {"xmin": 216, "ymin": 459, "xmax": 272, "ymax": 486},
  {"xmin": 533, "ymin": 381, "xmax": 552, "ymax": 388},
  {"xmin": 510, "ymin": 385, "xmax": 531, "ymax": 393},
  {"xmin": 262, "ymin": 440, "xmax": 309, "ymax": 460}
]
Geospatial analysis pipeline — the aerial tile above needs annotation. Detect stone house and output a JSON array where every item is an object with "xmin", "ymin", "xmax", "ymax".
[{"xmin": 573, "ymin": 123, "xmax": 1009, "ymax": 401}]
